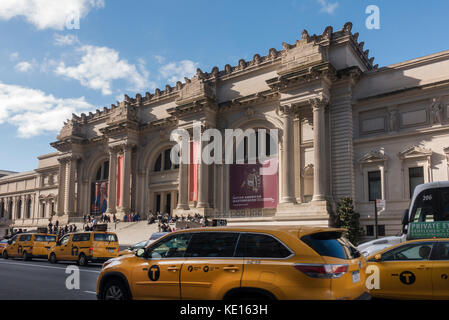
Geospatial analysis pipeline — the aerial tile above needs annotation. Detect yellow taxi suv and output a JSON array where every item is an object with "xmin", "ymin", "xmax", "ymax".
[
  {"xmin": 2, "ymin": 233, "xmax": 57, "ymax": 260},
  {"xmin": 96, "ymin": 226, "xmax": 369, "ymax": 300},
  {"xmin": 0, "ymin": 239, "xmax": 8, "ymax": 256},
  {"xmin": 367, "ymin": 238, "xmax": 449, "ymax": 299},
  {"xmin": 48, "ymin": 231, "xmax": 119, "ymax": 266}
]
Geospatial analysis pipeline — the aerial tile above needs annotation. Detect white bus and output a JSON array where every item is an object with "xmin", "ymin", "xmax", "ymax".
[{"xmin": 358, "ymin": 181, "xmax": 449, "ymax": 257}]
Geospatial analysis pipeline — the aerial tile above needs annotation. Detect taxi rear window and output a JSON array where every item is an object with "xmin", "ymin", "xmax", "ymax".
[
  {"xmin": 301, "ymin": 232, "xmax": 361, "ymax": 260},
  {"xmin": 35, "ymin": 235, "xmax": 57, "ymax": 242},
  {"xmin": 94, "ymin": 234, "xmax": 118, "ymax": 242}
]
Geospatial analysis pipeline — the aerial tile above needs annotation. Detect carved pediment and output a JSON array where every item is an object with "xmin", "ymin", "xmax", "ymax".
[
  {"xmin": 278, "ymin": 40, "xmax": 329, "ymax": 76},
  {"xmin": 57, "ymin": 120, "xmax": 82, "ymax": 140},
  {"xmin": 107, "ymin": 100, "xmax": 138, "ymax": 125},
  {"xmin": 359, "ymin": 151, "xmax": 387, "ymax": 164},
  {"xmin": 176, "ymin": 73, "xmax": 216, "ymax": 106},
  {"xmin": 398, "ymin": 146, "xmax": 432, "ymax": 160}
]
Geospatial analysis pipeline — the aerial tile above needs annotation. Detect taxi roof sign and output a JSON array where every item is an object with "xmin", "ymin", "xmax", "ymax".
[{"xmin": 408, "ymin": 221, "xmax": 449, "ymax": 240}]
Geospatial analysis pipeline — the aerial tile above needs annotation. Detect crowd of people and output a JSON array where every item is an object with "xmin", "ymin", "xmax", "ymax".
[{"xmin": 47, "ymin": 221, "xmax": 77, "ymax": 237}]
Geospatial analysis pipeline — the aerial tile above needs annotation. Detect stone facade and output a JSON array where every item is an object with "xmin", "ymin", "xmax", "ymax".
[{"xmin": 1, "ymin": 22, "xmax": 449, "ymax": 239}]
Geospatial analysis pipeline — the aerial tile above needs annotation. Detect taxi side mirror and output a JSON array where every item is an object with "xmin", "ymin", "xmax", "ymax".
[
  {"xmin": 374, "ymin": 254, "xmax": 382, "ymax": 261},
  {"xmin": 7, "ymin": 240, "xmax": 12, "ymax": 245},
  {"xmin": 135, "ymin": 248, "xmax": 146, "ymax": 258}
]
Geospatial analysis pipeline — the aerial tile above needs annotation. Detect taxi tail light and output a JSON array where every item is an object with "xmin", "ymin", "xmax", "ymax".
[
  {"xmin": 294, "ymin": 264, "xmax": 348, "ymax": 279},
  {"xmin": 89, "ymin": 247, "xmax": 93, "ymax": 255}
]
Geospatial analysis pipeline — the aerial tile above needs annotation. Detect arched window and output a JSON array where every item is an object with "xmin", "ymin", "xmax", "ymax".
[
  {"xmin": 8, "ymin": 201, "xmax": 13, "ymax": 220},
  {"xmin": 235, "ymin": 129, "xmax": 276, "ymax": 164},
  {"xmin": 26, "ymin": 198, "xmax": 32, "ymax": 219},
  {"xmin": 17, "ymin": 199, "xmax": 22, "ymax": 219},
  {"xmin": 153, "ymin": 148, "xmax": 178, "ymax": 172},
  {"xmin": 95, "ymin": 161, "xmax": 109, "ymax": 181}
]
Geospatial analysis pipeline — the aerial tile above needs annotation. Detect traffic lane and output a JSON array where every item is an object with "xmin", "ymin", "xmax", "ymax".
[{"xmin": 0, "ymin": 259, "xmax": 100, "ymax": 300}]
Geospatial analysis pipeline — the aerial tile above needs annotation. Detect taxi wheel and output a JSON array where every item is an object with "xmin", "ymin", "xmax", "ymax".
[
  {"xmin": 22, "ymin": 251, "xmax": 30, "ymax": 261},
  {"xmin": 78, "ymin": 254, "xmax": 88, "ymax": 266},
  {"xmin": 49, "ymin": 253, "xmax": 57, "ymax": 264},
  {"xmin": 2, "ymin": 250, "xmax": 8, "ymax": 260},
  {"xmin": 103, "ymin": 279, "xmax": 129, "ymax": 300}
]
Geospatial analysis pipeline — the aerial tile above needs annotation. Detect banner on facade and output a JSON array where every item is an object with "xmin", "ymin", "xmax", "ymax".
[
  {"xmin": 408, "ymin": 221, "xmax": 449, "ymax": 239},
  {"xmin": 91, "ymin": 181, "xmax": 108, "ymax": 215},
  {"xmin": 116, "ymin": 155, "xmax": 123, "ymax": 207},
  {"xmin": 189, "ymin": 141, "xmax": 198, "ymax": 202},
  {"xmin": 229, "ymin": 159, "xmax": 278, "ymax": 209}
]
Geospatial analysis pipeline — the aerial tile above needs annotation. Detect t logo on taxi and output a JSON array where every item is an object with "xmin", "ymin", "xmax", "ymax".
[{"xmin": 399, "ymin": 271, "xmax": 416, "ymax": 285}]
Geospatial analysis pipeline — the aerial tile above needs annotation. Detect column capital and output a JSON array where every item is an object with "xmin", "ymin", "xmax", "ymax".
[
  {"xmin": 279, "ymin": 104, "xmax": 295, "ymax": 116},
  {"xmin": 309, "ymin": 95, "xmax": 329, "ymax": 112}
]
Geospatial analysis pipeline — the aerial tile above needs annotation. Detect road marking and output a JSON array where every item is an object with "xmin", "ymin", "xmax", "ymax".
[
  {"xmin": 84, "ymin": 291, "xmax": 97, "ymax": 295},
  {"xmin": 0, "ymin": 261, "xmax": 101, "ymax": 273}
]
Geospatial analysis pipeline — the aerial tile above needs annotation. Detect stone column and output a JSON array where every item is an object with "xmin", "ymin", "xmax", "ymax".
[
  {"xmin": 176, "ymin": 156, "xmax": 189, "ymax": 210},
  {"xmin": 280, "ymin": 105, "xmax": 296, "ymax": 204},
  {"xmin": 106, "ymin": 147, "xmax": 118, "ymax": 214},
  {"xmin": 118, "ymin": 144, "xmax": 132, "ymax": 215},
  {"xmin": 64, "ymin": 157, "xmax": 77, "ymax": 216},
  {"xmin": 311, "ymin": 98, "xmax": 327, "ymax": 202},
  {"xmin": 57, "ymin": 159, "xmax": 66, "ymax": 216},
  {"xmin": 197, "ymin": 139, "xmax": 209, "ymax": 208}
]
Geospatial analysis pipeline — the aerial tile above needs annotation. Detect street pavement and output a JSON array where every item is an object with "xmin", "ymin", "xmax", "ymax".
[{"xmin": 0, "ymin": 258, "xmax": 100, "ymax": 300}]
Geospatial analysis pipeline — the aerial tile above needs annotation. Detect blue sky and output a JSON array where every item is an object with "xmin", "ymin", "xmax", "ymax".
[{"xmin": 0, "ymin": 0, "xmax": 448, "ymax": 172}]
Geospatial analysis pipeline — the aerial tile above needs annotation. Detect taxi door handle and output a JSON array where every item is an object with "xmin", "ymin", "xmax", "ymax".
[
  {"xmin": 167, "ymin": 266, "xmax": 179, "ymax": 272},
  {"xmin": 417, "ymin": 265, "xmax": 430, "ymax": 270},
  {"xmin": 223, "ymin": 266, "xmax": 239, "ymax": 272}
]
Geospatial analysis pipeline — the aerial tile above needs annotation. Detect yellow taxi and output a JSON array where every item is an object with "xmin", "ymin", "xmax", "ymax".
[
  {"xmin": 367, "ymin": 238, "xmax": 449, "ymax": 299},
  {"xmin": 48, "ymin": 231, "xmax": 119, "ymax": 266},
  {"xmin": 96, "ymin": 226, "xmax": 369, "ymax": 300},
  {"xmin": 0, "ymin": 239, "xmax": 8, "ymax": 256},
  {"xmin": 2, "ymin": 233, "xmax": 57, "ymax": 260}
]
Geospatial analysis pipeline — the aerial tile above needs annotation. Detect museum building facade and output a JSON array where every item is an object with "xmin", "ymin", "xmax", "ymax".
[{"xmin": 1, "ymin": 22, "xmax": 449, "ymax": 238}]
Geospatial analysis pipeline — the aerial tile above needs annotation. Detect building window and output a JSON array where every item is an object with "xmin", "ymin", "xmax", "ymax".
[
  {"xmin": 26, "ymin": 198, "xmax": 32, "ymax": 219},
  {"xmin": 153, "ymin": 148, "xmax": 177, "ymax": 172},
  {"xmin": 366, "ymin": 225, "xmax": 385, "ymax": 237},
  {"xmin": 0, "ymin": 202, "xmax": 4, "ymax": 218},
  {"xmin": 409, "ymin": 167, "xmax": 424, "ymax": 198},
  {"xmin": 17, "ymin": 199, "xmax": 22, "ymax": 219},
  {"xmin": 8, "ymin": 202, "xmax": 13, "ymax": 220},
  {"xmin": 95, "ymin": 161, "xmax": 110, "ymax": 181},
  {"xmin": 41, "ymin": 203, "xmax": 46, "ymax": 218},
  {"xmin": 368, "ymin": 171, "xmax": 382, "ymax": 201}
]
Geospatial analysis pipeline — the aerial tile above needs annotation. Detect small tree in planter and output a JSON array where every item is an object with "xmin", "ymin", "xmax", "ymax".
[{"xmin": 332, "ymin": 197, "xmax": 364, "ymax": 245}]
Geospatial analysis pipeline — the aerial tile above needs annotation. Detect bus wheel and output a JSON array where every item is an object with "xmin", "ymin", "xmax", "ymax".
[
  {"xmin": 49, "ymin": 253, "xmax": 57, "ymax": 264},
  {"xmin": 78, "ymin": 254, "xmax": 88, "ymax": 266},
  {"xmin": 2, "ymin": 250, "xmax": 8, "ymax": 259}
]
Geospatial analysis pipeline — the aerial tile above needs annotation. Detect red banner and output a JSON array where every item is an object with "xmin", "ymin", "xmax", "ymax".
[
  {"xmin": 229, "ymin": 159, "xmax": 278, "ymax": 209},
  {"xmin": 116, "ymin": 155, "xmax": 123, "ymax": 207},
  {"xmin": 189, "ymin": 141, "xmax": 198, "ymax": 202},
  {"xmin": 91, "ymin": 181, "xmax": 108, "ymax": 215}
]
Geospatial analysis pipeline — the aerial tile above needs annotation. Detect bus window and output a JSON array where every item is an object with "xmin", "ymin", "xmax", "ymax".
[
  {"xmin": 440, "ymin": 188, "xmax": 449, "ymax": 221},
  {"xmin": 410, "ymin": 188, "xmax": 439, "ymax": 223}
]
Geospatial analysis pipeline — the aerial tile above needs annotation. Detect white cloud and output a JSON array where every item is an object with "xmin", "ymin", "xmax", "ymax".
[
  {"xmin": 154, "ymin": 55, "xmax": 165, "ymax": 64},
  {"xmin": 54, "ymin": 34, "xmax": 79, "ymax": 46},
  {"xmin": 0, "ymin": 82, "xmax": 94, "ymax": 138},
  {"xmin": 9, "ymin": 52, "xmax": 19, "ymax": 61},
  {"xmin": 317, "ymin": 0, "xmax": 339, "ymax": 14},
  {"xmin": 159, "ymin": 60, "xmax": 198, "ymax": 84},
  {"xmin": 0, "ymin": 0, "xmax": 105, "ymax": 30},
  {"xmin": 15, "ymin": 61, "xmax": 35, "ymax": 72},
  {"xmin": 55, "ymin": 45, "xmax": 152, "ymax": 95}
]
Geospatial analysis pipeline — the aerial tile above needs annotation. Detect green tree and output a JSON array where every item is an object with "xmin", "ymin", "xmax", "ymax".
[{"xmin": 332, "ymin": 197, "xmax": 364, "ymax": 245}]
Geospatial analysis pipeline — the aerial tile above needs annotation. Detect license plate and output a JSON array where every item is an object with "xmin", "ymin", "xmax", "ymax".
[{"xmin": 352, "ymin": 270, "xmax": 360, "ymax": 283}]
